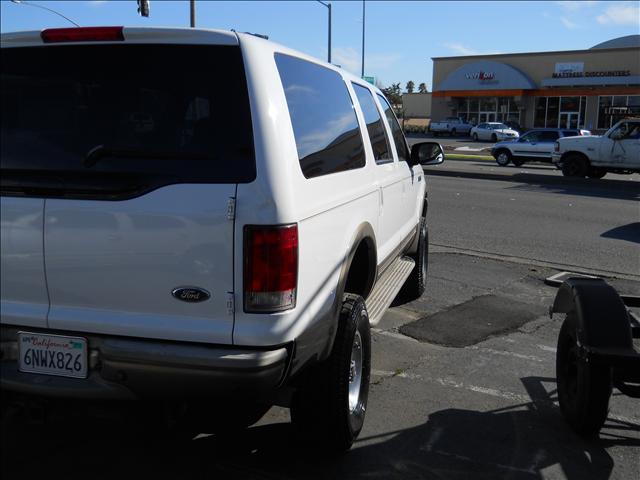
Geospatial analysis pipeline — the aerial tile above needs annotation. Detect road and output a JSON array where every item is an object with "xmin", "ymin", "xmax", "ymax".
[
  {"xmin": 425, "ymin": 159, "xmax": 640, "ymax": 279},
  {"xmin": 2, "ymin": 157, "xmax": 639, "ymax": 480}
]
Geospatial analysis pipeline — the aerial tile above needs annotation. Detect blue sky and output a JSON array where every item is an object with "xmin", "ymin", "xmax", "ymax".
[{"xmin": 1, "ymin": 1, "xmax": 638, "ymax": 90}]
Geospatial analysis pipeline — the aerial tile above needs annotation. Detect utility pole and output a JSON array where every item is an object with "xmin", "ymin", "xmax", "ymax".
[
  {"xmin": 361, "ymin": 0, "xmax": 365, "ymax": 77},
  {"xmin": 316, "ymin": 1, "xmax": 332, "ymax": 64},
  {"xmin": 190, "ymin": 0, "xmax": 196, "ymax": 28},
  {"xmin": 137, "ymin": 0, "xmax": 150, "ymax": 18}
]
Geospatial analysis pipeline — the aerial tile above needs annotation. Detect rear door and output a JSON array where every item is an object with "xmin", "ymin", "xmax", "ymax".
[
  {"xmin": 1, "ymin": 43, "xmax": 255, "ymax": 344},
  {"xmin": 536, "ymin": 131, "xmax": 561, "ymax": 159},
  {"xmin": 0, "ymin": 198, "xmax": 48, "ymax": 328},
  {"xmin": 351, "ymin": 83, "xmax": 404, "ymax": 262}
]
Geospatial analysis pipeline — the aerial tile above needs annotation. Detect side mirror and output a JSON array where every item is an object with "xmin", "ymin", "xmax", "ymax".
[{"xmin": 411, "ymin": 142, "xmax": 445, "ymax": 166}]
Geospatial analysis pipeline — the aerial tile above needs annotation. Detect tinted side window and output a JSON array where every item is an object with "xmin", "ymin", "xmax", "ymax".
[
  {"xmin": 539, "ymin": 131, "xmax": 560, "ymax": 141},
  {"xmin": 352, "ymin": 84, "xmax": 392, "ymax": 164},
  {"xmin": 275, "ymin": 54, "xmax": 365, "ymax": 179},
  {"xmin": 377, "ymin": 94, "xmax": 409, "ymax": 163},
  {"xmin": 523, "ymin": 131, "xmax": 540, "ymax": 142}
]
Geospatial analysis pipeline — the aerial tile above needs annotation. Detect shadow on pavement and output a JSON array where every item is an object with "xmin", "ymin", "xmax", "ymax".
[
  {"xmin": 3, "ymin": 376, "xmax": 636, "ymax": 480},
  {"xmin": 427, "ymin": 168, "xmax": 640, "ymax": 201},
  {"xmin": 601, "ymin": 222, "xmax": 640, "ymax": 244}
]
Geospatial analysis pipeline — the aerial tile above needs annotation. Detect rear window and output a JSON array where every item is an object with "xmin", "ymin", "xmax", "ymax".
[
  {"xmin": 275, "ymin": 53, "xmax": 365, "ymax": 179},
  {"xmin": 1, "ymin": 44, "xmax": 255, "ymax": 199}
]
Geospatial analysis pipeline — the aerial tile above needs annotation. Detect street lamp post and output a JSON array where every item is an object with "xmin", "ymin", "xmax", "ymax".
[
  {"xmin": 316, "ymin": 1, "xmax": 332, "ymax": 64},
  {"xmin": 361, "ymin": 0, "xmax": 365, "ymax": 78},
  {"xmin": 10, "ymin": 0, "xmax": 80, "ymax": 27},
  {"xmin": 190, "ymin": 0, "xmax": 196, "ymax": 28}
]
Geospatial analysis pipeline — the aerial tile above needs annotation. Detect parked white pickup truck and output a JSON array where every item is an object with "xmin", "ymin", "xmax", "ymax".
[
  {"xmin": 552, "ymin": 118, "xmax": 640, "ymax": 178},
  {"xmin": 0, "ymin": 26, "xmax": 444, "ymax": 451},
  {"xmin": 429, "ymin": 117, "xmax": 473, "ymax": 136}
]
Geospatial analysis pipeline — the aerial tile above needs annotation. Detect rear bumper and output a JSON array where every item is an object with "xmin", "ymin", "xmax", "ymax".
[{"xmin": 0, "ymin": 325, "xmax": 290, "ymax": 400}]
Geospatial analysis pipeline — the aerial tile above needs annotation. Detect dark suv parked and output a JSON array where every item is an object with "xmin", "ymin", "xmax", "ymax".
[{"xmin": 491, "ymin": 128, "xmax": 590, "ymax": 166}]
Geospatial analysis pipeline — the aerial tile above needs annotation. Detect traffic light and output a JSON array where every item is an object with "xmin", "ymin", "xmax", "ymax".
[{"xmin": 137, "ymin": 0, "xmax": 150, "ymax": 17}]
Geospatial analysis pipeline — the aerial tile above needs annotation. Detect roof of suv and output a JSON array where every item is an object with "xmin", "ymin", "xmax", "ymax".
[{"xmin": 0, "ymin": 26, "xmax": 377, "ymax": 90}]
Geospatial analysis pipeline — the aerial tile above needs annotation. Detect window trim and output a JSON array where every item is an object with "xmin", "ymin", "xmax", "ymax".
[
  {"xmin": 376, "ymin": 92, "xmax": 410, "ymax": 164},
  {"xmin": 351, "ymin": 82, "xmax": 394, "ymax": 165}
]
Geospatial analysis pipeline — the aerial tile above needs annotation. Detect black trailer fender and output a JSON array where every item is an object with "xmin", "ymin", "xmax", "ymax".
[{"xmin": 550, "ymin": 278, "xmax": 632, "ymax": 350}]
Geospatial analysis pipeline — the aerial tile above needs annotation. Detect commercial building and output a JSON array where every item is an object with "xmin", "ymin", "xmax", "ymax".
[
  {"xmin": 431, "ymin": 35, "xmax": 640, "ymax": 132},
  {"xmin": 401, "ymin": 92, "xmax": 432, "ymax": 118}
]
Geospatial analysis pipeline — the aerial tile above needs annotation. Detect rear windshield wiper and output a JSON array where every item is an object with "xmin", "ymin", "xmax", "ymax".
[{"xmin": 83, "ymin": 145, "xmax": 214, "ymax": 168}]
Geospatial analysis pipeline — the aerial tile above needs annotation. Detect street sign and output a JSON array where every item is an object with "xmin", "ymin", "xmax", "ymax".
[{"xmin": 362, "ymin": 76, "xmax": 375, "ymax": 85}]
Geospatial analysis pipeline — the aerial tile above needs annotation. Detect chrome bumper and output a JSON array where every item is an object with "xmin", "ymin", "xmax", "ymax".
[{"xmin": 1, "ymin": 325, "xmax": 290, "ymax": 400}]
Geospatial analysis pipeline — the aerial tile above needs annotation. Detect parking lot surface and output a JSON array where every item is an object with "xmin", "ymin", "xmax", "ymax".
[{"xmin": 2, "ymin": 160, "xmax": 638, "ymax": 480}]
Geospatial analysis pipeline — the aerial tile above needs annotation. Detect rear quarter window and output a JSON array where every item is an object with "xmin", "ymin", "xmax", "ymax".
[{"xmin": 275, "ymin": 53, "xmax": 365, "ymax": 179}]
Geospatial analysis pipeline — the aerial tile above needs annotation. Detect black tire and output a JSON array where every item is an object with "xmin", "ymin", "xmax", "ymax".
[
  {"xmin": 556, "ymin": 313, "xmax": 612, "ymax": 436},
  {"xmin": 291, "ymin": 294, "xmax": 371, "ymax": 453},
  {"xmin": 495, "ymin": 150, "xmax": 512, "ymax": 166},
  {"xmin": 512, "ymin": 158, "xmax": 525, "ymax": 167},
  {"xmin": 561, "ymin": 154, "xmax": 589, "ymax": 177},
  {"xmin": 472, "ymin": 132, "xmax": 478, "ymax": 141},
  {"xmin": 587, "ymin": 167, "xmax": 607, "ymax": 179},
  {"xmin": 398, "ymin": 217, "xmax": 428, "ymax": 302},
  {"xmin": 451, "ymin": 128, "xmax": 457, "ymax": 136},
  {"xmin": 491, "ymin": 133, "xmax": 497, "ymax": 143}
]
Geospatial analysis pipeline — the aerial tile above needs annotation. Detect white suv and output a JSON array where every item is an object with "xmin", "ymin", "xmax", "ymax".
[{"xmin": 0, "ymin": 26, "xmax": 443, "ymax": 450}]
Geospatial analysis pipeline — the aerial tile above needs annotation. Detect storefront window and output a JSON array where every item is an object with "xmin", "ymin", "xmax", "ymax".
[
  {"xmin": 480, "ymin": 97, "xmax": 497, "ymax": 112},
  {"xmin": 546, "ymin": 97, "xmax": 559, "ymax": 128},
  {"xmin": 560, "ymin": 97, "xmax": 579, "ymax": 112},
  {"xmin": 534, "ymin": 97, "xmax": 547, "ymax": 128},
  {"xmin": 468, "ymin": 98, "xmax": 479, "ymax": 125},
  {"xmin": 598, "ymin": 96, "xmax": 640, "ymax": 130}
]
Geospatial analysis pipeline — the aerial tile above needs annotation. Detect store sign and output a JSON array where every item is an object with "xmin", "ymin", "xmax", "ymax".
[
  {"xmin": 554, "ymin": 62, "xmax": 584, "ymax": 75},
  {"xmin": 552, "ymin": 61, "xmax": 631, "ymax": 79},
  {"xmin": 465, "ymin": 71, "xmax": 495, "ymax": 80}
]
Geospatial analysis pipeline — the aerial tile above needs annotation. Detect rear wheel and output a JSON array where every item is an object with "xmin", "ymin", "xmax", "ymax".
[
  {"xmin": 291, "ymin": 294, "xmax": 371, "ymax": 453},
  {"xmin": 451, "ymin": 128, "xmax": 457, "ymax": 136},
  {"xmin": 495, "ymin": 150, "xmax": 512, "ymax": 166},
  {"xmin": 512, "ymin": 158, "xmax": 525, "ymax": 167},
  {"xmin": 556, "ymin": 313, "xmax": 611, "ymax": 436},
  {"xmin": 472, "ymin": 133, "xmax": 478, "ymax": 141},
  {"xmin": 587, "ymin": 167, "xmax": 607, "ymax": 179},
  {"xmin": 561, "ymin": 154, "xmax": 589, "ymax": 177}
]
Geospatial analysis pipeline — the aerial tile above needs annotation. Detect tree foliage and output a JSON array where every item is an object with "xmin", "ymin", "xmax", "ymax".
[
  {"xmin": 381, "ymin": 82, "xmax": 402, "ymax": 105},
  {"xmin": 418, "ymin": 83, "xmax": 427, "ymax": 93},
  {"xmin": 406, "ymin": 80, "xmax": 415, "ymax": 94}
]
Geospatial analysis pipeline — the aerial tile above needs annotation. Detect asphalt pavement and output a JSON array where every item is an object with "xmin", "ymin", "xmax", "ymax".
[
  {"xmin": 425, "ymin": 159, "xmax": 640, "ymax": 279},
  {"xmin": 2, "ymin": 158, "xmax": 639, "ymax": 480}
]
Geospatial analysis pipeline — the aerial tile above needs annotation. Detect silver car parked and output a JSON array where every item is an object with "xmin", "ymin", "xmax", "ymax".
[{"xmin": 491, "ymin": 128, "xmax": 590, "ymax": 166}]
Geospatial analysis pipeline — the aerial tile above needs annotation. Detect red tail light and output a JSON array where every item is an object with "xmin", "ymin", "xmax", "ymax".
[
  {"xmin": 41, "ymin": 27, "xmax": 124, "ymax": 43},
  {"xmin": 244, "ymin": 224, "xmax": 298, "ymax": 313}
]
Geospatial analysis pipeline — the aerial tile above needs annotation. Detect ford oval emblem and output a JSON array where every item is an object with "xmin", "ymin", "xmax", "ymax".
[{"xmin": 172, "ymin": 287, "xmax": 211, "ymax": 303}]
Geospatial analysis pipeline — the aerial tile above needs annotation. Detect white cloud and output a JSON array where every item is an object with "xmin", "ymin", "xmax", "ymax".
[
  {"xmin": 332, "ymin": 47, "xmax": 401, "ymax": 76},
  {"xmin": 442, "ymin": 43, "xmax": 502, "ymax": 56},
  {"xmin": 560, "ymin": 17, "xmax": 579, "ymax": 29},
  {"xmin": 596, "ymin": 3, "xmax": 640, "ymax": 25}
]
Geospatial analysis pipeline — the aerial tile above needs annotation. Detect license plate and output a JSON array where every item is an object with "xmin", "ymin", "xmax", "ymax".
[{"xmin": 18, "ymin": 332, "xmax": 88, "ymax": 379}]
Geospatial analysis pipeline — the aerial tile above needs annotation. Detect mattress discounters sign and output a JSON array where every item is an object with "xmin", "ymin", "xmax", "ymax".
[{"xmin": 555, "ymin": 62, "xmax": 584, "ymax": 75}]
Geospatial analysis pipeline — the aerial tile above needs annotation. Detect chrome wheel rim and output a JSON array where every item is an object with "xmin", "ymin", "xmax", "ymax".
[{"xmin": 348, "ymin": 330, "xmax": 363, "ymax": 413}]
